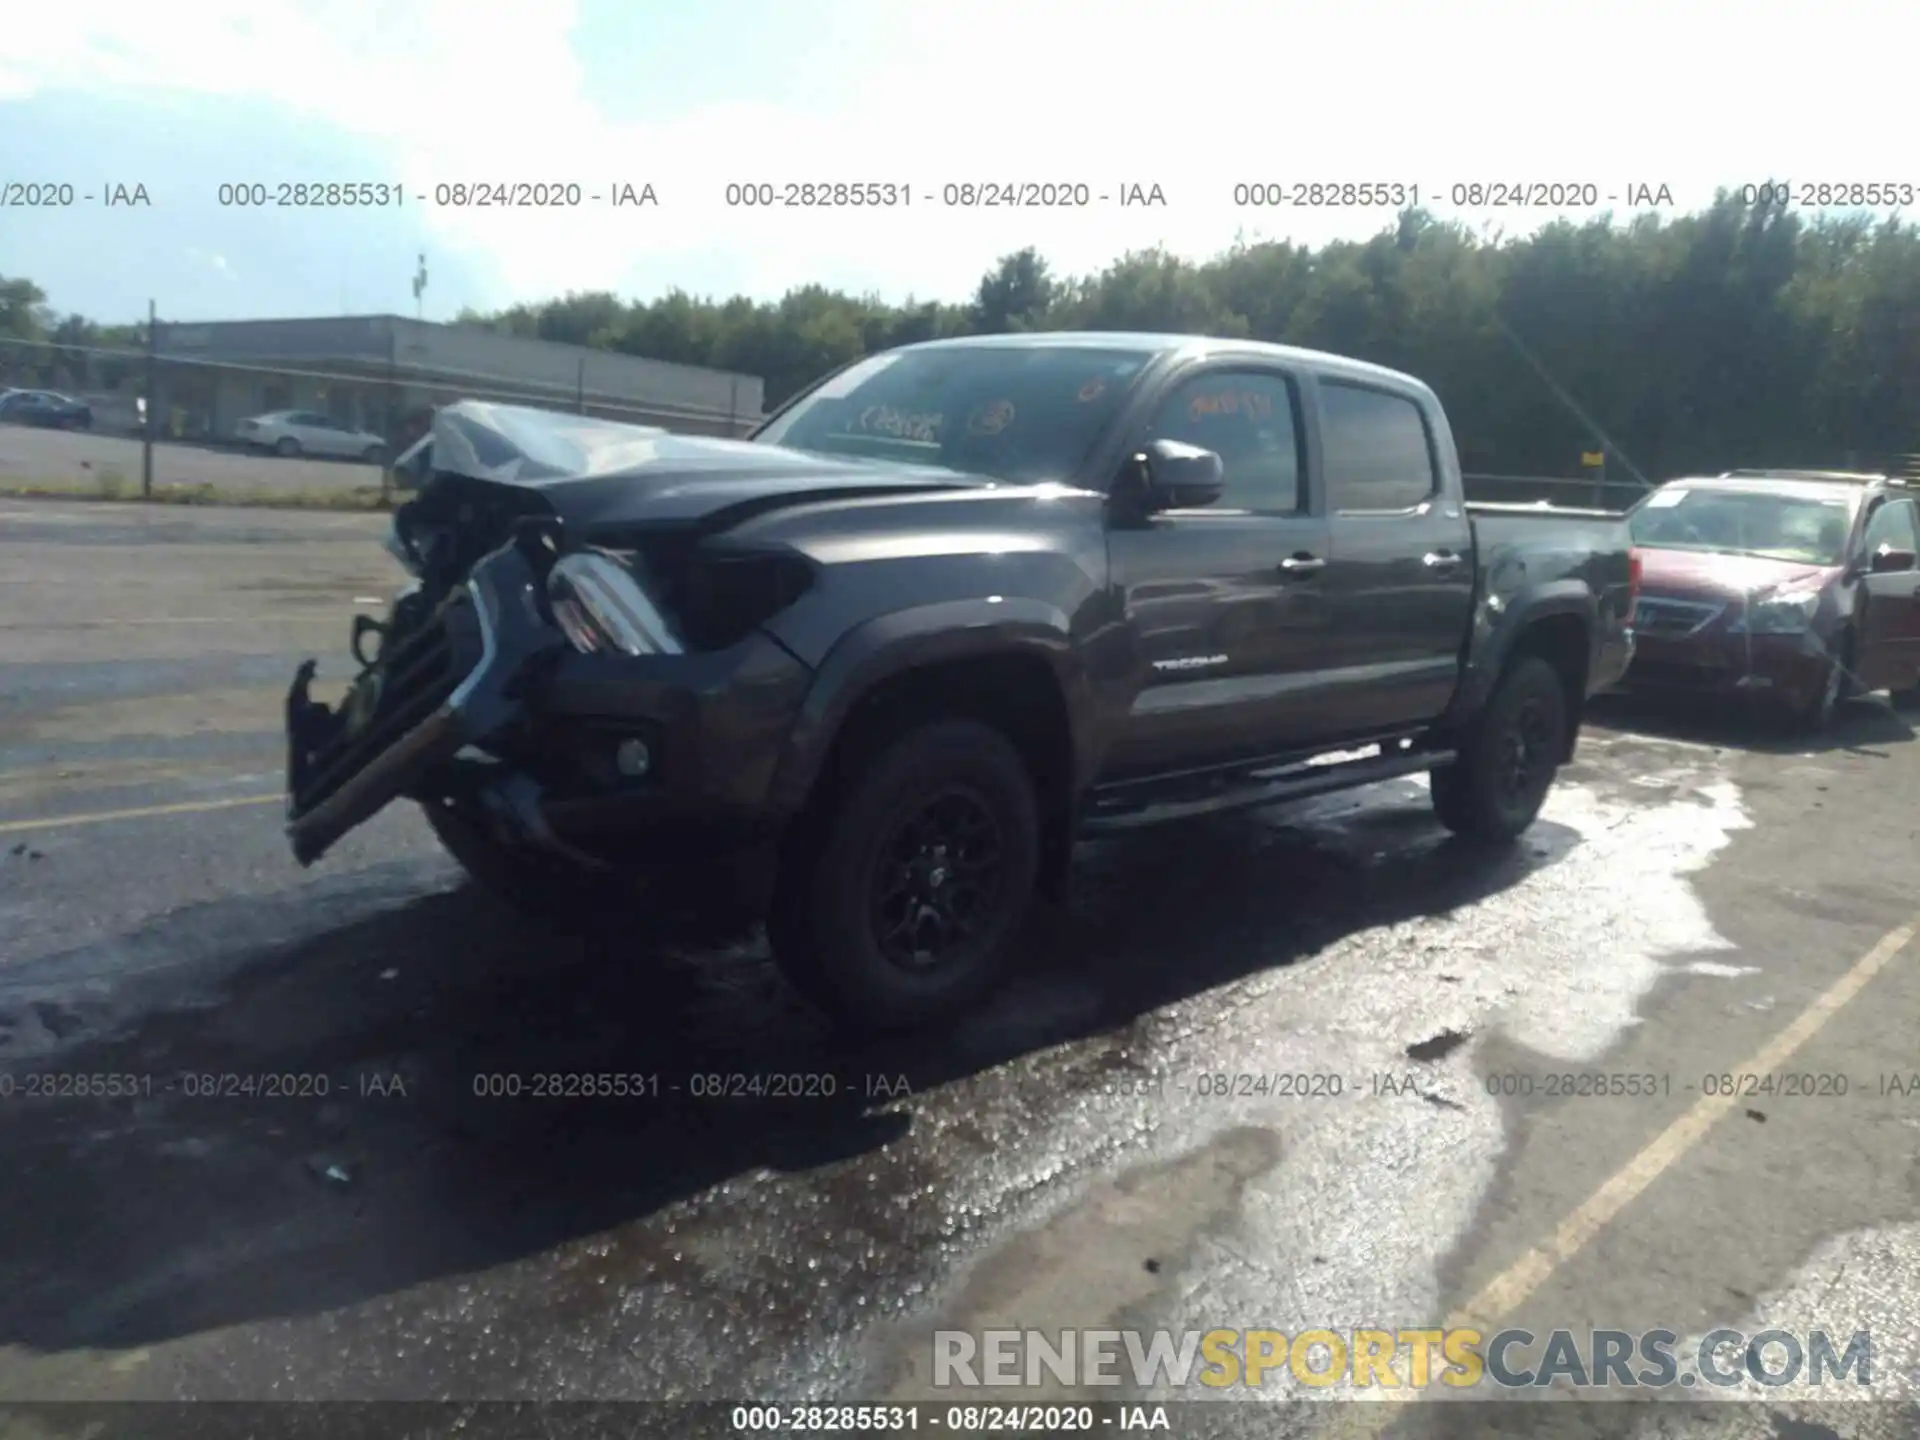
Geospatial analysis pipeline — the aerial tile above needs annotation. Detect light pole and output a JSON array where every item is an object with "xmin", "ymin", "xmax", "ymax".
[{"xmin": 411, "ymin": 253, "xmax": 428, "ymax": 321}]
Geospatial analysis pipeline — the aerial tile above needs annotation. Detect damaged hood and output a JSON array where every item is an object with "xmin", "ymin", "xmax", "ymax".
[
  {"xmin": 416, "ymin": 399, "xmax": 990, "ymax": 532},
  {"xmin": 1635, "ymin": 545, "xmax": 1841, "ymax": 601}
]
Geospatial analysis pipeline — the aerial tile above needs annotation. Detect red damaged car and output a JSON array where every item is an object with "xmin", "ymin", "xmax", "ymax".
[{"xmin": 1622, "ymin": 470, "xmax": 1920, "ymax": 730}]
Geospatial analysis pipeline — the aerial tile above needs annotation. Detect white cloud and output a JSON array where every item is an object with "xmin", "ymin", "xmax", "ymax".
[{"xmin": 17, "ymin": 0, "xmax": 1916, "ymax": 307}]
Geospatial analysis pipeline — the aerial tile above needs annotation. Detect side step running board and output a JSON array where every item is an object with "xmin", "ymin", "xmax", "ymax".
[{"xmin": 1081, "ymin": 748, "xmax": 1453, "ymax": 835}]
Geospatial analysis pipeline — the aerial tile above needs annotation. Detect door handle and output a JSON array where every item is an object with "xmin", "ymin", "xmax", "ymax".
[
  {"xmin": 1279, "ymin": 554, "xmax": 1326, "ymax": 576},
  {"xmin": 1423, "ymin": 551, "xmax": 1464, "ymax": 569}
]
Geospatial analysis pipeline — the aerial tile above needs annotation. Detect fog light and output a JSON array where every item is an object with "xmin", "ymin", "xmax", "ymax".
[{"xmin": 614, "ymin": 737, "xmax": 652, "ymax": 778}]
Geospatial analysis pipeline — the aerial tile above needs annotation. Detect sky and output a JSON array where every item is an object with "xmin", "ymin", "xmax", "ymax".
[{"xmin": 1, "ymin": 0, "xmax": 1913, "ymax": 326}]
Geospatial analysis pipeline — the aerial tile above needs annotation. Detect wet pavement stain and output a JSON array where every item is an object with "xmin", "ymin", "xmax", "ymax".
[
  {"xmin": 9, "ymin": 510, "xmax": 1920, "ymax": 1420},
  {"xmin": 1406, "ymin": 1028, "xmax": 1471, "ymax": 1063},
  {"xmin": 873, "ymin": 1126, "xmax": 1284, "ymax": 1401}
]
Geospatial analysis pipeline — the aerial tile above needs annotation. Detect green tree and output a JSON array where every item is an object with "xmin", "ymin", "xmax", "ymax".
[
  {"xmin": 19, "ymin": 192, "xmax": 1920, "ymax": 476},
  {"xmin": 970, "ymin": 248, "xmax": 1057, "ymax": 333}
]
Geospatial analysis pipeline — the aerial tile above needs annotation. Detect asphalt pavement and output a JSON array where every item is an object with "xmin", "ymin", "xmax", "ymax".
[
  {"xmin": 2, "ymin": 498, "xmax": 1919, "ymax": 1440},
  {"xmin": 0, "ymin": 425, "xmax": 379, "ymax": 497}
]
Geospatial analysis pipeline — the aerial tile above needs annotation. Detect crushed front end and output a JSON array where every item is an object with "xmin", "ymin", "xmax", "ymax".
[
  {"xmin": 1624, "ymin": 587, "xmax": 1840, "ymax": 714},
  {"xmin": 284, "ymin": 485, "xmax": 819, "ymax": 872},
  {"xmin": 286, "ymin": 522, "xmax": 564, "ymax": 865}
]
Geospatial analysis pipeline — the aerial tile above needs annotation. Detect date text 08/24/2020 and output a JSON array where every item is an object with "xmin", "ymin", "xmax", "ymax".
[
  {"xmin": 9, "ymin": 1069, "xmax": 1920, "ymax": 1104},
  {"xmin": 9, "ymin": 176, "xmax": 1918, "ymax": 211}
]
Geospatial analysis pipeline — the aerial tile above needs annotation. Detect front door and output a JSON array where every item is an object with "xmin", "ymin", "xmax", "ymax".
[
  {"xmin": 1102, "ymin": 366, "xmax": 1333, "ymax": 780},
  {"xmin": 1855, "ymin": 495, "xmax": 1920, "ymax": 690},
  {"xmin": 311, "ymin": 415, "xmax": 353, "ymax": 456}
]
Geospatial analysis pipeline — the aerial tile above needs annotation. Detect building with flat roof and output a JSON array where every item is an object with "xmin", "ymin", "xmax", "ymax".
[{"xmin": 149, "ymin": 313, "xmax": 765, "ymax": 449}]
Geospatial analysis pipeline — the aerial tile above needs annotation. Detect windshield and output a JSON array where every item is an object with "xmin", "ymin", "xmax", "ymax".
[
  {"xmin": 752, "ymin": 346, "xmax": 1153, "ymax": 484},
  {"xmin": 1629, "ymin": 486, "xmax": 1853, "ymax": 566}
]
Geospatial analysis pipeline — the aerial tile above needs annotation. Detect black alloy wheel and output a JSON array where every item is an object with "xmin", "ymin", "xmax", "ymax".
[
  {"xmin": 868, "ymin": 784, "xmax": 1008, "ymax": 972},
  {"xmin": 1431, "ymin": 655, "xmax": 1568, "ymax": 842},
  {"xmin": 768, "ymin": 718, "xmax": 1040, "ymax": 1033},
  {"xmin": 1493, "ymin": 691, "xmax": 1558, "ymax": 813}
]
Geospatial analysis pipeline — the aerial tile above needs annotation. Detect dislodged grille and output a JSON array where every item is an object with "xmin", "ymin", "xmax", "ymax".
[
  {"xmin": 291, "ymin": 603, "xmax": 472, "ymax": 817},
  {"xmin": 1633, "ymin": 597, "xmax": 1726, "ymax": 637}
]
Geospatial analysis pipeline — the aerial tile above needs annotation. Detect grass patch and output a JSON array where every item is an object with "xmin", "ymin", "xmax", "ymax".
[{"xmin": 0, "ymin": 477, "xmax": 395, "ymax": 512}]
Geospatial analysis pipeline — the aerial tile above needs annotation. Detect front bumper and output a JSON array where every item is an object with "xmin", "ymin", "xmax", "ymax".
[
  {"xmin": 1622, "ymin": 626, "xmax": 1835, "ymax": 710},
  {"xmin": 284, "ymin": 539, "xmax": 814, "ymax": 867}
]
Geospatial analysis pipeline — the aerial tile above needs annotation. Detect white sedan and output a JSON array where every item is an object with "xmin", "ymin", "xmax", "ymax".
[{"xmin": 237, "ymin": 410, "xmax": 388, "ymax": 462}]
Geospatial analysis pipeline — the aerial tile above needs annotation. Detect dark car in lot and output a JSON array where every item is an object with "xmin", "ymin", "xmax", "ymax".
[
  {"xmin": 1623, "ymin": 470, "xmax": 1920, "ymax": 729},
  {"xmin": 282, "ymin": 333, "xmax": 1635, "ymax": 1030},
  {"xmin": 0, "ymin": 389, "xmax": 92, "ymax": 430}
]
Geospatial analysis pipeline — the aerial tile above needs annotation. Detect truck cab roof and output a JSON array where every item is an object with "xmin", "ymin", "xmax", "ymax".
[{"xmin": 891, "ymin": 331, "xmax": 1436, "ymax": 398}]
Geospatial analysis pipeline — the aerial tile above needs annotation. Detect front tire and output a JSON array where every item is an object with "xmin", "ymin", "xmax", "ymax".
[
  {"xmin": 1791, "ymin": 629, "xmax": 1853, "ymax": 733},
  {"xmin": 768, "ymin": 719, "xmax": 1039, "ymax": 1033},
  {"xmin": 1431, "ymin": 655, "xmax": 1569, "ymax": 842}
]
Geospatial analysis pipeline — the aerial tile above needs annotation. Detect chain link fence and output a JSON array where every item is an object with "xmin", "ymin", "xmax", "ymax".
[
  {"xmin": 0, "ymin": 330, "xmax": 764, "ymax": 503},
  {"xmin": 4, "ymin": 331, "xmax": 1913, "ymax": 509},
  {"xmin": 1462, "ymin": 474, "xmax": 1650, "ymax": 511}
]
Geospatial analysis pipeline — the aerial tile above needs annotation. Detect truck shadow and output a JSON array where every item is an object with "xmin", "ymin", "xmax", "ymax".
[
  {"xmin": 0, "ymin": 789, "xmax": 1572, "ymax": 1359},
  {"xmin": 1589, "ymin": 689, "xmax": 1918, "ymax": 756}
]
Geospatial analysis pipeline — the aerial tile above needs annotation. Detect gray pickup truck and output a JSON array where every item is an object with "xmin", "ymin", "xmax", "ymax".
[{"xmin": 286, "ymin": 333, "xmax": 1637, "ymax": 1029}]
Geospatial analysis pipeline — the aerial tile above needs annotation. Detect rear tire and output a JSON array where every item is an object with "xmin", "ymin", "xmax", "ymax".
[
  {"xmin": 768, "ymin": 719, "xmax": 1039, "ymax": 1034},
  {"xmin": 1431, "ymin": 655, "xmax": 1569, "ymax": 842},
  {"xmin": 421, "ymin": 799, "xmax": 617, "ymax": 918},
  {"xmin": 275, "ymin": 436, "xmax": 301, "ymax": 457}
]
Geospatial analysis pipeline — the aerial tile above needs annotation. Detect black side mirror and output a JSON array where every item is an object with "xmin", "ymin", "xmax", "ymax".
[
  {"xmin": 1869, "ymin": 544, "xmax": 1917, "ymax": 574},
  {"xmin": 1122, "ymin": 438, "xmax": 1225, "ymax": 512}
]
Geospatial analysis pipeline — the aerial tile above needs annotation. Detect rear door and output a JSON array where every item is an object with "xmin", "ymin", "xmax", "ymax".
[
  {"xmin": 1317, "ymin": 378, "xmax": 1477, "ymax": 732},
  {"xmin": 1101, "ymin": 363, "xmax": 1333, "ymax": 778},
  {"xmin": 1855, "ymin": 495, "xmax": 1920, "ymax": 689}
]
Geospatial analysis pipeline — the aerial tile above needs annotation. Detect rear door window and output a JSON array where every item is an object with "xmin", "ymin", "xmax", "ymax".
[{"xmin": 1321, "ymin": 382, "xmax": 1437, "ymax": 513}]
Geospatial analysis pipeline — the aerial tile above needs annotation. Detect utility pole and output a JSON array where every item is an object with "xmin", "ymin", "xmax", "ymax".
[
  {"xmin": 383, "ymin": 323, "xmax": 399, "ymax": 503},
  {"xmin": 142, "ymin": 299, "xmax": 156, "ymax": 499},
  {"xmin": 577, "ymin": 356, "xmax": 586, "ymax": 415},
  {"xmin": 412, "ymin": 253, "xmax": 428, "ymax": 321}
]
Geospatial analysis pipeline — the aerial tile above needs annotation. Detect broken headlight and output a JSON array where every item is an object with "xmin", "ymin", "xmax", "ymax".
[
  {"xmin": 1730, "ymin": 588, "xmax": 1821, "ymax": 635},
  {"xmin": 545, "ymin": 551, "xmax": 683, "ymax": 656},
  {"xmin": 670, "ymin": 549, "xmax": 816, "ymax": 650}
]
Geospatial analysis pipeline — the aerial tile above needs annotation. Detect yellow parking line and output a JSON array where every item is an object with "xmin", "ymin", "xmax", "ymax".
[
  {"xmin": 0, "ymin": 792, "xmax": 282, "ymax": 836},
  {"xmin": 1327, "ymin": 911, "xmax": 1917, "ymax": 1434}
]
